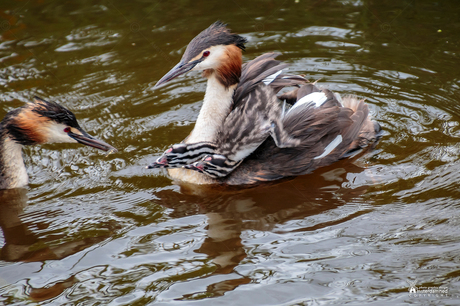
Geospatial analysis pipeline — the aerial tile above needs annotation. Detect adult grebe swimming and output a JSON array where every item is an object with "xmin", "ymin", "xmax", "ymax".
[{"xmin": 149, "ymin": 22, "xmax": 381, "ymax": 185}]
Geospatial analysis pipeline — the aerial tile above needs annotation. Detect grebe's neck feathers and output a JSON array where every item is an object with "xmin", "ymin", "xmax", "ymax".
[
  {"xmin": 187, "ymin": 74, "xmax": 236, "ymax": 143},
  {"xmin": 201, "ymin": 44, "xmax": 243, "ymax": 88},
  {"xmin": 0, "ymin": 131, "xmax": 28, "ymax": 189}
]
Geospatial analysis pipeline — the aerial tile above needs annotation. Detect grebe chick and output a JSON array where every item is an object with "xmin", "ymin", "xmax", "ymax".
[{"xmin": 0, "ymin": 97, "xmax": 117, "ymax": 189}]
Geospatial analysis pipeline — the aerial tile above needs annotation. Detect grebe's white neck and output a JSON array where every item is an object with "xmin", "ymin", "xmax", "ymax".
[
  {"xmin": 0, "ymin": 135, "xmax": 28, "ymax": 190},
  {"xmin": 168, "ymin": 73, "xmax": 236, "ymax": 184},
  {"xmin": 186, "ymin": 73, "xmax": 236, "ymax": 143}
]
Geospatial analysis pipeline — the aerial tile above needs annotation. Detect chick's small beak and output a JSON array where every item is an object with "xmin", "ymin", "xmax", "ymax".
[
  {"xmin": 154, "ymin": 59, "xmax": 201, "ymax": 88},
  {"xmin": 146, "ymin": 155, "xmax": 168, "ymax": 169},
  {"xmin": 68, "ymin": 129, "xmax": 117, "ymax": 152}
]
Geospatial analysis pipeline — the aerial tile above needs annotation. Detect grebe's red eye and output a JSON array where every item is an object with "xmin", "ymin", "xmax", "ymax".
[
  {"xmin": 203, "ymin": 51, "xmax": 210, "ymax": 57},
  {"xmin": 64, "ymin": 127, "xmax": 71, "ymax": 133}
]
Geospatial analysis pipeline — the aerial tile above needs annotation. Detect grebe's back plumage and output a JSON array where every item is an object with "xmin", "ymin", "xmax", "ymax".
[
  {"xmin": 0, "ymin": 97, "xmax": 117, "ymax": 189},
  {"xmin": 150, "ymin": 22, "xmax": 381, "ymax": 185},
  {"xmin": 222, "ymin": 86, "xmax": 381, "ymax": 185}
]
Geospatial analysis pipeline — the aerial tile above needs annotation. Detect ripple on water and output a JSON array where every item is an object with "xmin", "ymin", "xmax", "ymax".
[{"xmin": 2, "ymin": 1, "xmax": 460, "ymax": 305}]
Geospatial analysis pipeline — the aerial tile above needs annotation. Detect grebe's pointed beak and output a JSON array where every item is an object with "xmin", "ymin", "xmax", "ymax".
[
  {"xmin": 154, "ymin": 59, "xmax": 200, "ymax": 88},
  {"xmin": 68, "ymin": 129, "xmax": 117, "ymax": 152}
]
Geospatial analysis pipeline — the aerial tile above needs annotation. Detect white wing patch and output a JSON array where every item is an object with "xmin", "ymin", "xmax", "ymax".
[
  {"xmin": 288, "ymin": 92, "xmax": 327, "ymax": 113},
  {"xmin": 314, "ymin": 135, "xmax": 342, "ymax": 160},
  {"xmin": 262, "ymin": 70, "xmax": 283, "ymax": 85}
]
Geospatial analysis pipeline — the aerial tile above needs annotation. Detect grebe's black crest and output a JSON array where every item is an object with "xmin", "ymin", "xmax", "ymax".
[
  {"xmin": 155, "ymin": 21, "xmax": 248, "ymax": 88},
  {"xmin": 31, "ymin": 97, "xmax": 80, "ymax": 128},
  {"xmin": 182, "ymin": 21, "xmax": 247, "ymax": 63}
]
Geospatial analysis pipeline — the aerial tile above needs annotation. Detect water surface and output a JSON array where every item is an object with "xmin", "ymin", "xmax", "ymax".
[{"xmin": 1, "ymin": 0, "xmax": 460, "ymax": 305}]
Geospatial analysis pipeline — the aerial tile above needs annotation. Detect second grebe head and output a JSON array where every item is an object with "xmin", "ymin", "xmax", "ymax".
[{"xmin": 3, "ymin": 97, "xmax": 116, "ymax": 152}]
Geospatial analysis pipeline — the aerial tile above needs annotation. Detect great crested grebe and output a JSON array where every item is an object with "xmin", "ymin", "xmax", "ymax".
[
  {"xmin": 148, "ymin": 22, "xmax": 381, "ymax": 185},
  {"xmin": 0, "ymin": 97, "xmax": 117, "ymax": 189}
]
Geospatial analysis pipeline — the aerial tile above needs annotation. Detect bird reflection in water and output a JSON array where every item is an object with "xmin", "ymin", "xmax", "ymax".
[
  {"xmin": 153, "ymin": 156, "xmax": 376, "ymax": 299},
  {"xmin": 0, "ymin": 188, "xmax": 118, "ymax": 302}
]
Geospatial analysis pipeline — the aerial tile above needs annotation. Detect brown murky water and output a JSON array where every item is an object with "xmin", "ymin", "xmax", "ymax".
[{"xmin": 1, "ymin": 0, "xmax": 460, "ymax": 305}]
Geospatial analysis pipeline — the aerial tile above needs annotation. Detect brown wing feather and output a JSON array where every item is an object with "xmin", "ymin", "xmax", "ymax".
[
  {"xmin": 233, "ymin": 53, "xmax": 307, "ymax": 109},
  {"xmin": 216, "ymin": 85, "xmax": 280, "ymax": 157},
  {"xmin": 223, "ymin": 84, "xmax": 380, "ymax": 185},
  {"xmin": 277, "ymin": 88, "xmax": 299, "ymax": 105},
  {"xmin": 269, "ymin": 75, "xmax": 308, "ymax": 94},
  {"xmin": 276, "ymin": 83, "xmax": 322, "ymax": 105}
]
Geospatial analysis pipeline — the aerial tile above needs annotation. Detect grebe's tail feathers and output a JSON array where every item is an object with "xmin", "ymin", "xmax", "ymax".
[{"xmin": 341, "ymin": 95, "xmax": 382, "ymax": 156}]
